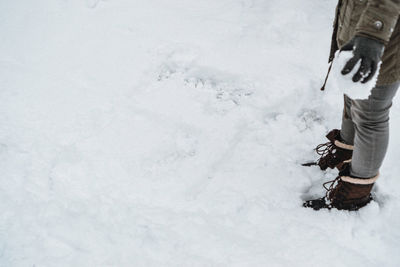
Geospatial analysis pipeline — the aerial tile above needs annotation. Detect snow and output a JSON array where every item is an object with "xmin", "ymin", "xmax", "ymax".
[
  {"xmin": 1, "ymin": 0, "xmax": 400, "ymax": 266},
  {"xmin": 326, "ymin": 51, "xmax": 380, "ymax": 100}
]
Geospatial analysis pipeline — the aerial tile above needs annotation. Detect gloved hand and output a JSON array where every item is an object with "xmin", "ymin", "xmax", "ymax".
[{"xmin": 341, "ymin": 36, "xmax": 385, "ymax": 83}]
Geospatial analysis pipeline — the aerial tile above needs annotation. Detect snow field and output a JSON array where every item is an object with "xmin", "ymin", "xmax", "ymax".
[{"xmin": 1, "ymin": 0, "xmax": 400, "ymax": 266}]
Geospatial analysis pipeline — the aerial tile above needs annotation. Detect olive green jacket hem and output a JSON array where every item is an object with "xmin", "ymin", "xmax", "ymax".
[{"xmin": 329, "ymin": 0, "xmax": 400, "ymax": 86}]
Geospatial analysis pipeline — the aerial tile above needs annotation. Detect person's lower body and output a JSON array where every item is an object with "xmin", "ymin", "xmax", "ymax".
[
  {"xmin": 340, "ymin": 81, "xmax": 400, "ymax": 178},
  {"xmin": 303, "ymin": 81, "xmax": 399, "ymax": 210}
]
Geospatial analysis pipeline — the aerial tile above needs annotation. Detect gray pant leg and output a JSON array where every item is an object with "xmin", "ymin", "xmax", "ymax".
[
  {"xmin": 340, "ymin": 94, "xmax": 356, "ymax": 145},
  {"xmin": 349, "ymin": 82, "xmax": 399, "ymax": 178}
]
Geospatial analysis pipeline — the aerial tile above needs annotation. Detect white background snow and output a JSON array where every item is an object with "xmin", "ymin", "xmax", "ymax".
[{"xmin": 1, "ymin": 0, "xmax": 400, "ymax": 266}]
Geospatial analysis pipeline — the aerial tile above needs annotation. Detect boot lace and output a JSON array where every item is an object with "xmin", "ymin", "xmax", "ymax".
[
  {"xmin": 323, "ymin": 176, "xmax": 342, "ymax": 203},
  {"xmin": 316, "ymin": 141, "xmax": 336, "ymax": 160}
]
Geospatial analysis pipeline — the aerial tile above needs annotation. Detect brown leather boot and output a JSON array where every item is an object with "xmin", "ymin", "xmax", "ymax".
[
  {"xmin": 303, "ymin": 165, "xmax": 378, "ymax": 211},
  {"xmin": 304, "ymin": 129, "xmax": 353, "ymax": 170}
]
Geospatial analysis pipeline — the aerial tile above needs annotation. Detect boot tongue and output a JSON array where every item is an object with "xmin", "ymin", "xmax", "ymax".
[{"xmin": 326, "ymin": 129, "xmax": 341, "ymax": 142}]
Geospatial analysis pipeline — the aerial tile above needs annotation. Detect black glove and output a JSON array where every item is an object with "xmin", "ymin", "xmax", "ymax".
[{"xmin": 341, "ymin": 36, "xmax": 384, "ymax": 83}]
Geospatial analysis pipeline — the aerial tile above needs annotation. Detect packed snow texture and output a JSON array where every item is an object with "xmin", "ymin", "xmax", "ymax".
[
  {"xmin": 1, "ymin": 0, "xmax": 400, "ymax": 266},
  {"xmin": 326, "ymin": 51, "xmax": 380, "ymax": 100}
]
